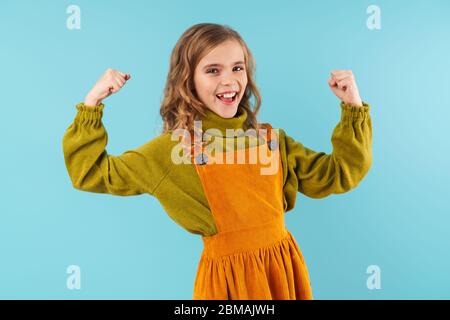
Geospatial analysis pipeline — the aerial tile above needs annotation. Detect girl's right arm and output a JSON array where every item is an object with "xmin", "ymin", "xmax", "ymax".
[{"xmin": 62, "ymin": 68, "xmax": 160, "ymax": 196}]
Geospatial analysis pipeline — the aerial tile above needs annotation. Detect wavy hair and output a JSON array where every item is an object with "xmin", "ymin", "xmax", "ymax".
[{"xmin": 159, "ymin": 23, "xmax": 262, "ymax": 134}]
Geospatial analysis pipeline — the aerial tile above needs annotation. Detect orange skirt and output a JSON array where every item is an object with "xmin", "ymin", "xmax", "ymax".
[{"xmin": 193, "ymin": 218, "xmax": 313, "ymax": 300}]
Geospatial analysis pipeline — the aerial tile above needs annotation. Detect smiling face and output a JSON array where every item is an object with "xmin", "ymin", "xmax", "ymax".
[{"xmin": 193, "ymin": 40, "xmax": 248, "ymax": 118}]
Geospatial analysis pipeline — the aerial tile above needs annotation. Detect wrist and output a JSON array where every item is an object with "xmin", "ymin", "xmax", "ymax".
[
  {"xmin": 84, "ymin": 93, "xmax": 101, "ymax": 107},
  {"xmin": 343, "ymin": 99, "xmax": 363, "ymax": 107}
]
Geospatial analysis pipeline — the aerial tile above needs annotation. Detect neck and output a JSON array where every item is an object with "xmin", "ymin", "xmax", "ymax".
[{"xmin": 200, "ymin": 105, "xmax": 248, "ymax": 137}]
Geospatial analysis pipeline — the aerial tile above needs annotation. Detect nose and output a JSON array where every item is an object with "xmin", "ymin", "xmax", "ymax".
[{"xmin": 220, "ymin": 70, "xmax": 239, "ymax": 88}]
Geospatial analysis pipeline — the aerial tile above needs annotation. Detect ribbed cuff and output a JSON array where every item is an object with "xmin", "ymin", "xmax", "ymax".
[
  {"xmin": 75, "ymin": 102, "xmax": 105, "ymax": 121},
  {"xmin": 340, "ymin": 101, "xmax": 370, "ymax": 120}
]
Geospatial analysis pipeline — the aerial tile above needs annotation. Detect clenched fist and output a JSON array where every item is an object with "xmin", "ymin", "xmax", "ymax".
[
  {"xmin": 84, "ymin": 68, "xmax": 131, "ymax": 107},
  {"xmin": 328, "ymin": 70, "xmax": 363, "ymax": 107}
]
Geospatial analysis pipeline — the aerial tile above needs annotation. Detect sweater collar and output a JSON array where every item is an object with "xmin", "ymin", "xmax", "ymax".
[{"xmin": 199, "ymin": 105, "xmax": 248, "ymax": 137}]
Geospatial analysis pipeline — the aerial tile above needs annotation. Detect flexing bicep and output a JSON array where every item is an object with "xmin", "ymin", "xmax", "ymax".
[
  {"xmin": 62, "ymin": 103, "xmax": 162, "ymax": 196},
  {"xmin": 285, "ymin": 102, "xmax": 372, "ymax": 199}
]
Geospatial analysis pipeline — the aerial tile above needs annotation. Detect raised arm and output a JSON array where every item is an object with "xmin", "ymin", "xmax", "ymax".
[
  {"xmin": 62, "ymin": 68, "xmax": 161, "ymax": 196},
  {"xmin": 62, "ymin": 102, "xmax": 158, "ymax": 196},
  {"xmin": 282, "ymin": 101, "xmax": 372, "ymax": 199}
]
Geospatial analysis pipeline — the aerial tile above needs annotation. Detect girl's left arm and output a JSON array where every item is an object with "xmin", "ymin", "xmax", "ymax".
[{"xmin": 280, "ymin": 101, "xmax": 372, "ymax": 200}]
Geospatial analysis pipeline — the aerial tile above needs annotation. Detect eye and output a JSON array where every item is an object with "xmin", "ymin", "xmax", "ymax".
[
  {"xmin": 206, "ymin": 66, "xmax": 245, "ymax": 74},
  {"xmin": 206, "ymin": 68, "xmax": 219, "ymax": 74}
]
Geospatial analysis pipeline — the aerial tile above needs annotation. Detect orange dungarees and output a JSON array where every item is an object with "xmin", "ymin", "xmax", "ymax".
[{"xmin": 190, "ymin": 123, "xmax": 313, "ymax": 300}]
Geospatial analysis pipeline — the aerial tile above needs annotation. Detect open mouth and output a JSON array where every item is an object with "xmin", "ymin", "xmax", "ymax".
[{"xmin": 216, "ymin": 91, "xmax": 238, "ymax": 104}]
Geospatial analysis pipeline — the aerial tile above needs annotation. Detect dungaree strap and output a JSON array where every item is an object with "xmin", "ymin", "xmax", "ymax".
[{"xmin": 185, "ymin": 122, "xmax": 278, "ymax": 165}]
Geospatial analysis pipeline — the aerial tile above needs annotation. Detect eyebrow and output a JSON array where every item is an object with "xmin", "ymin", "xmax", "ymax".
[{"xmin": 203, "ymin": 61, "xmax": 245, "ymax": 69}]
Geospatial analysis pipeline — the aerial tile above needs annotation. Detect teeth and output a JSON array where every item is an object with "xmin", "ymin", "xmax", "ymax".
[{"xmin": 217, "ymin": 92, "xmax": 237, "ymax": 98}]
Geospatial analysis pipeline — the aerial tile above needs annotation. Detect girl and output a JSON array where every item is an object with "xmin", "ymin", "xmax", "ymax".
[{"xmin": 62, "ymin": 23, "xmax": 372, "ymax": 300}]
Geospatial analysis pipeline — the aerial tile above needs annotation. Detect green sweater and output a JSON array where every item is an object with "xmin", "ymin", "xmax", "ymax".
[{"xmin": 62, "ymin": 101, "xmax": 372, "ymax": 236}]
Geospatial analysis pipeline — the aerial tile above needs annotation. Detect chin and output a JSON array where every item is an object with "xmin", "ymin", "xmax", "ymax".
[
  {"xmin": 209, "ymin": 97, "xmax": 240, "ymax": 118},
  {"xmin": 214, "ymin": 105, "xmax": 238, "ymax": 118}
]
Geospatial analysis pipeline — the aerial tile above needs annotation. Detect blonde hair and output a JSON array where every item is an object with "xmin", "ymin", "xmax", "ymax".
[{"xmin": 159, "ymin": 23, "xmax": 262, "ymax": 134}]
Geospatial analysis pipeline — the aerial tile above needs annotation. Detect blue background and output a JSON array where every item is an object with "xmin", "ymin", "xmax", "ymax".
[{"xmin": 1, "ymin": 0, "xmax": 449, "ymax": 299}]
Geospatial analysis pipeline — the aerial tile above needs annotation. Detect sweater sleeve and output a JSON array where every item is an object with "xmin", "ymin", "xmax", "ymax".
[
  {"xmin": 62, "ymin": 102, "xmax": 160, "ymax": 196},
  {"xmin": 283, "ymin": 101, "xmax": 372, "ymax": 199}
]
